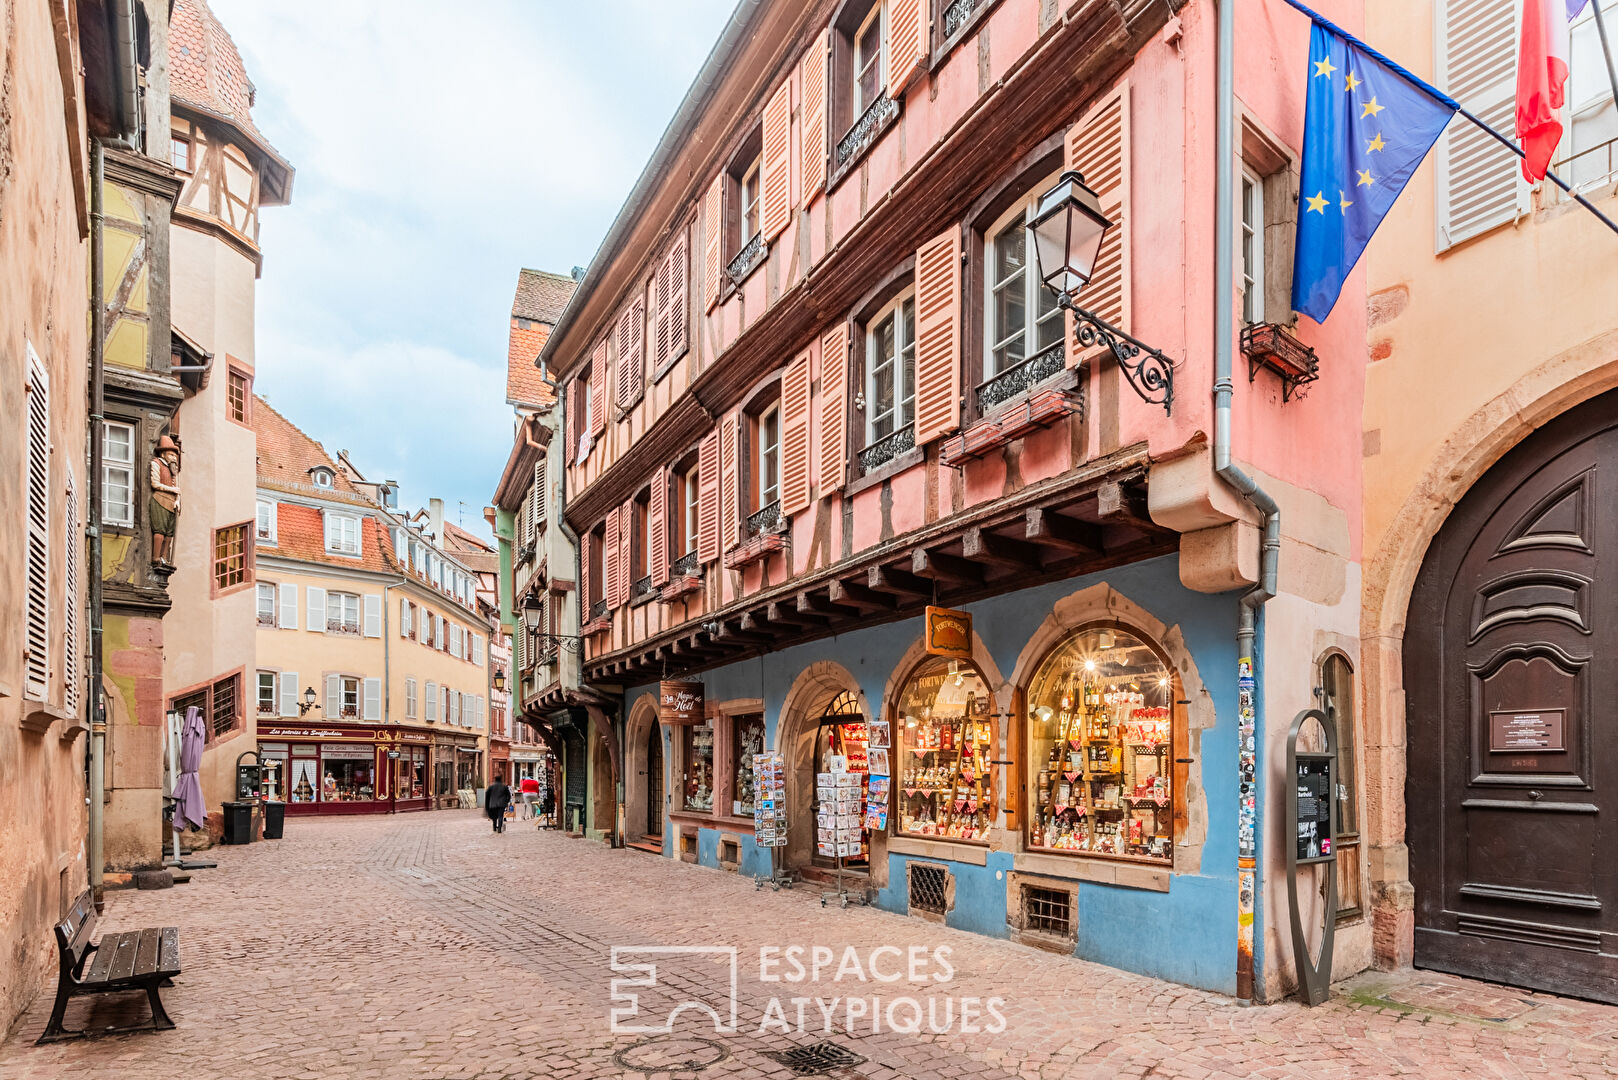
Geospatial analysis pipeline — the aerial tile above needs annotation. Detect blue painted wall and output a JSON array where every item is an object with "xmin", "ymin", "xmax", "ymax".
[{"xmin": 628, "ymin": 554, "xmax": 1244, "ymax": 994}]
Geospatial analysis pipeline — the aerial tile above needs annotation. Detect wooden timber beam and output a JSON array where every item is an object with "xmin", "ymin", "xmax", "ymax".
[
  {"xmin": 828, "ymin": 579, "xmax": 896, "ymax": 612},
  {"xmin": 912, "ymin": 547, "xmax": 983, "ymax": 586},
  {"xmin": 868, "ymin": 564, "xmax": 932, "ymax": 598},
  {"xmin": 962, "ymin": 527, "xmax": 1044, "ymax": 571},
  {"xmin": 1025, "ymin": 506, "xmax": 1104, "ymax": 556}
]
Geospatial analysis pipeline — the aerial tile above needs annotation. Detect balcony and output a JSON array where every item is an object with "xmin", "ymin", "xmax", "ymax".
[
  {"xmin": 941, "ymin": 0, "xmax": 983, "ymax": 38},
  {"xmin": 976, "ymin": 341, "xmax": 1066, "ymax": 414},
  {"xmin": 662, "ymin": 551, "xmax": 703, "ymax": 602},
  {"xmin": 835, "ymin": 91, "xmax": 899, "ymax": 171},
  {"xmin": 745, "ymin": 500, "xmax": 782, "ymax": 538},
  {"xmin": 1550, "ymin": 136, "xmax": 1618, "ymax": 203},
  {"xmin": 726, "ymin": 231, "xmax": 767, "ymax": 287},
  {"xmin": 632, "ymin": 574, "xmax": 658, "ymax": 602},
  {"xmin": 857, "ymin": 426, "xmax": 915, "ymax": 475}
]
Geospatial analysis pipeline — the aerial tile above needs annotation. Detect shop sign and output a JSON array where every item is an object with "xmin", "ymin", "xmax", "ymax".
[
  {"xmin": 320, "ymin": 744, "xmax": 375, "ymax": 760},
  {"xmin": 924, "ymin": 606, "xmax": 973, "ymax": 660},
  {"xmin": 1488, "ymin": 709, "xmax": 1565, "ymax": 752},
  {"xmin": 261, "ymin": 726, "xmax": 369, "ymax": 740},
  {"xmin": 398, "ymin": 731, "xmax": 430, "ymax": 743},
  {"xmin": 659, "ymin": 680, "xmax": 705, "ymax": 725}
]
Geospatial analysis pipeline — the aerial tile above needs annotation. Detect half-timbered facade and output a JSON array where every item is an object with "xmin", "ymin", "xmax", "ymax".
[{"xmin": 534, "ymin": 0, "xmax": 1370, "ymax": 1000}]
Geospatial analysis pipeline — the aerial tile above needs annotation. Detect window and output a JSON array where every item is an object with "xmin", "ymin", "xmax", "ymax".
[
  {"xmin": 1564, "ymin": 2, "xmax": 1618, "ymax": 190},
  {"xmin": 172, "ymin": 136, "xmax": 192, "ymax": 172},
  {"xmin": 896, "ymin": 657, "xmax": 994, "ymax": 842},
  {"xmin": 587, "ymin": 523, "xmax": 605, "ymax": 611},
  {"xmin": 866, "ymin": 293, "xmax": 917, "ymax": 443},
  {"xmin": 724, "ymin": 125, "xmax": 766, "ymax": 264},
  {"xmin": 213, "ymin": 523, "xmax": 251, "ymax": 593},
  {"xmin": 984, "ymin": 181, "xmax": 1063, "ymax": 377},
  {"xmin": 324, "ymin": 513, "xmax": 360, "ymax": 555},
  {"xmin": 227, "ymin": 368, "xmax": 250, "ymax": 424},
  {"xmin": 255, "ymin": 499, "xmax": 276, "ymax": 542},
  {"xmin": 257, "ymin": 671, "xmax": 277, "ymax": 715},
  {"xmin": 340, "ymin": 677, "xmax": 360, "ymax": 719},
  {"xmin": 208, "ymin": 674, "xmax": 240, "ymax": 740},
  {"xmin": 24, "ymin": 345, "xmax": 48, "ymax": 701},
  {"xmin": 256, "ymin": 583, "xmax": 277, "ymax": 627},
  {"xmin": 1321, "ymin": 653, "xmax": 1362, "ymax": 921},
  {"xmin": 326, "ymin": 591, "xmax": 361, "ymax": 634},
  {"xmin": 576, "ymin": 369, "xmax": 593, "ymax": 462},
  {"xmin": 406, "ymin": 676, "xmax": 418, "ymax": 719},
  {"xmin": 756, "ymin": 405, "xmax": 781, "ymax": 510},
  {"xmin": 678, "ymin": 465, "xmax": 700, "ymax": 557},
  {"xmin": 853, "ymin": 2, "xmax": 885, "ymax": 119},
  {"xmin": 1241, "ymin": 170, "xmax": 1265, "ymax": 324},
  {"xmin": 632, "ymin": 492, "xmax": 650, "ymax": 583},
  {"xmin": 682, "ymin": 720, "xmax": 715, "ymax": 812},
  {"xmin": 311, "ymin": 467, "xmax": 334, "ymax": 488},
  {"xmin": 740, "ymin": 157, "xmax": 762, "ymax": 245},
  {"xmin": 102, "ymin": 421, "xmax": 136, "ymax": 527},
  {"xmin": 731, "ymin": 715, "xmax": 766, "ymax": 817}
]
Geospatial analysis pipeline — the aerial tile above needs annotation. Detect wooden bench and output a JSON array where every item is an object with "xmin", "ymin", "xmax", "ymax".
[{"xmin": 37, "ymin": 889, "xmax": 181, "ymax": 1043}]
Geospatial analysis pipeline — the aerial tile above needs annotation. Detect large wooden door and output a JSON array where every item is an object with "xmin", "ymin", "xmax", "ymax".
[
  {"xmin": 1406, "ymin": 393, "xmax": 1618, "ymax": 1002},
  {"xmin": 647, "ymin": 726, "xmax": 664, "ymax": 839}
]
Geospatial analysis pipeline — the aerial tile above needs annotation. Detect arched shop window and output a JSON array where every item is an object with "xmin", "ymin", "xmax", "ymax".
[
  {"xmin": 813, "ymin": 692, "xmax": 870, "ymax": 869},
  {"xmin": 1026, "ymin": 625, "xmax": 1175, "ymax": 863},
  {"xmin": 895, "ymin": 657, "xmax": 995, "ymax": 842}
]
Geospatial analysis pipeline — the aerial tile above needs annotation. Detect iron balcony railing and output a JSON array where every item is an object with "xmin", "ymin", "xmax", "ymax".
[
  {"xmin": 857, "ymin": 425, "xmax": 915, "ymax": 474},
  {"xmin": 977, "ymin": 341, "xmax": 1067, "ymax": 413},
  {"xmin": 836, "ymin": 91, "xmax": 899, "ymax": 169},
  {"xmin": 746, "ymin": 500, "xmax": 783, "ymax": 538},
  {"xmin": 726, "ymin": 231, "xmax": 767, "ymax": 286},
  {"xmin": 671, "ymin": 550, "xmax": 700, "ymax": 578}
]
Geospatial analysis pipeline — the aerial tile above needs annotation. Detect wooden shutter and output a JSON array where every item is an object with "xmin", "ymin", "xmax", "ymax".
[
  {"xmin": 307, "ymin": 586, "xmax": 327, "ymax": 633},
  {"xmin": 800, "ymin": 30, "xmax": 830, "ymax": 200},
  {"xmin": 279, "ymin": 671, "xmax": 298, "ymax": 718},
  {"xmin": 23, "ymin": 347, "xmax": 49, "ymax": 700},
  {"xmin": 655, "ymin": 250, "xmax": 673, "ymax": 371},
  {"xmin": 325, "ymin": 673, "xmax": 341, "ymax": 718},
  {"xmin": 281, "ymin": 582, "xmax": 299, "ymax": 629},
  {"xmin": 888, "ymin": 0, "xmax": 927, "ymax": 95},
  {"xmin": 1066, "ymin": 80, "xmax": 1131, "ymax": 357},
  {"xmin": 781, "ymin": 351, "xmax": 812, "ymax": 516},
  {"xmin": 913, "ymin": 227, "xmax": 963, "ymax": 445},
  {"xmin": 819, "ymin": 323, "xmax": 850, "ymax": 495},
  {"xmin": 668, "ymin": 231, "xmax": 690, "ymax": 359},
  {"xmin": 762, "ymin": 79, "xmax": 792, "ymax": 240},
  {"xmin": 363, "ymin": 677, "xmax": 382, "ymax": 721},
  {"xmin": 581, "ymin": 531, "xmax": 594, "ymax": 617},
  {"xmin": 533, "ymin": 458, "xmax": 547, "ymax": 528},
  {"xmin": 615, "ymin": 299, "xmax": 645, "ymax": 406},
  {"xmin": 703, "ymin": 174, "xmax": 724, "ymax": 312},
  {"xmin": 720, "ymin": 409, "xmax": 740, "ymax": 550},
  {"xmin": 604, "ymin": 515, "xmax": 620, "ymax": 610},
  {"xmin": 1436, "ymin": 0, "xmax": 1522, "ymax": 248},
  {"xmin": 399, "ymin": 597, "xmax": 410, "ymax": 637},
  {"xmin": 63, "ymin": 469, "xmax": 78, "ymax": 714},
  {"xmin": 590, "ymin": 340, "xmax": 609, "ymax": 435},
  {"xmin": 697, "ymin": 431, "xmax": 721, "ymax": 564},
  {"xmin": 650, "ymin": 466, "xmax": 670, "ymax": 586},
  {"xmin": 363, "ymin": 594, "xmax": 382, "ymax": 637}
]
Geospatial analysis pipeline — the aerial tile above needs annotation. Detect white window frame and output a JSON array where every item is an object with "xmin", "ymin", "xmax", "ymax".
[
  {"xmin": 340, "ymin": 676, "xmax": 360, "ymax": 719},
  {"xmin": 256, "ymin": 498, "xmax": 277, "ymax": 543},
  {"xmin": 740, "ymin": 156, "xmax": 763, "ymax": 244},
  {"xmin": 102, "ymin": 420, "xmax": 136, "ymax": 528},
  {"xmin": 683, "ymin": 467, "xmax": 700, "ymax": 556},
  {"xmin": 1241, "ymin": 168, "xmax": 1265, "ymax": 325},
  {"xmin": 865, "ymin": 289, "xmax": 917, "ymax": 444},
  {"xmin": 1564, "ymin": 1, "xmax": 1618, "ymax": 190},
  {"xmin": 982, "ymin": 174, "xmax": 1064, "ymax": 379},
  {"xmin": 326, "ymin": 590, "xmax": 361, "ymax": 634},
  {"xmin": 757, "ymin": 404, "xmax": 782, "ymax": 510},
  {"xmin": 311, "ymin": 467, "xmax": 334, "ymax": 489},
  {"xmin": 256, "ymin": 670, "xmax": 278, "ymax": 716},
  {"xmin": 324, "ymin": 512, "xmax": 360, "ymax": 556},
  {"xmin": 853, "ymin": 1, "xmax": 888, "ymax": 119},
  {"xmin": 256, "ymin": 582, "xmax": 277, "ymax": 627}
]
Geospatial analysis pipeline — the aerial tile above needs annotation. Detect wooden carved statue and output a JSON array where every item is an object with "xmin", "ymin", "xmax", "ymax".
[{"xmin": 149, "ymin": 434, "xmax": 182, "ymax": 567}]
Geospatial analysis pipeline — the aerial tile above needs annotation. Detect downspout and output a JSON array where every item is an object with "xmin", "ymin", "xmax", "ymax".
[
  {"xmin": 111, "ymin": 0, "xmax": 140, "ymax": 143},
  {"xmin": 383, "ymin": 580, "xmax": 401, "ymax": 811},
  {"xmin": 88, "ymin": 138, "xmax": 108, "ymax": 911},
  {"xmin": 1213, "ymin": 0, "xmax": 1280, "ymax": 1005}
]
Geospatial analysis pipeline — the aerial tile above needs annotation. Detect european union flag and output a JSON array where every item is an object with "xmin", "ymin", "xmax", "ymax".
[{"xmin": 1291, "ymin": 21, "xmax": 1457, "ymax": 322}]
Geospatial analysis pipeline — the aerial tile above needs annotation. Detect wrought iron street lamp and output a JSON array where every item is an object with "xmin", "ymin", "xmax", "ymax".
[
  {"xmin": 1028, "ymin": 170, "xmax": 1176, "ymax": 415},
  {"xmin": 522, "ymin": 593, "xmax": 583, "ymax": 655},
  {"xmin": 492, "ymin": 668, "xmax": 506, "ymax": 693},
  {"xmin": 298, "ymin": 686, "xmax": 320, "ymax": 715}
]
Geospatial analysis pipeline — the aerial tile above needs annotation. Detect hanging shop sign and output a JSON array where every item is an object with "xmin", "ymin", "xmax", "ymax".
[
  {"xmin": 924, "ymin": 606, "xmax": 973, "ymax": 660},
  {"xmin": 1285, "ymin": 706, "xmax": 1339, "ymax": 1007},
  {"xmin": 659, "ymin": 680, "xmax": 705, "ymax": 725}
]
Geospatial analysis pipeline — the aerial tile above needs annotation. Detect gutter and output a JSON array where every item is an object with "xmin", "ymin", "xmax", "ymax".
[
  {"xmin": 538, "ymin": 0, "xmax": 766, "ymax": 373},
  {"xmin": 87, "ymin": 139, "xmax": 108, "ymax": 911},
  {"xmin": 1214, "ymin": 0, "xmax": 1279, "ymax": 1005},
  {"xmin": 111, "ymin": 0, "xmax": 140, "ymax": 143}
]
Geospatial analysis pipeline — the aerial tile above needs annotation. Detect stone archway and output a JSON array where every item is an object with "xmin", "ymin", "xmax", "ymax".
[
  {"xmin": 774, "ymin": 662, "xmax": 870, "ymax": 873},
  {"xmin": 623, "ymin": 692, "xmax": 663, "ymax": 844},
  {"xmin": 1360, "ymin": 334, "xmax": 1618, "ymax": 970}
]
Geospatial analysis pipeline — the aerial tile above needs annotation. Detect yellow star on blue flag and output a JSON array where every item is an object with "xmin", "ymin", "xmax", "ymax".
[{"xmin": 1292, "ymin": 21, "xmax": 1457, "ymax": 322}]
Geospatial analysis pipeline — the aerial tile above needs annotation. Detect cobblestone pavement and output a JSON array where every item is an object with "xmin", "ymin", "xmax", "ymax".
[{"xmin": 2, "ymin": 812, "xmax": 1615, "ymax": 1079}]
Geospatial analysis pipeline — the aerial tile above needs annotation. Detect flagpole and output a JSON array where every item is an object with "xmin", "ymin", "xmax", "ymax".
[
  {"xmin": 1282, "ymin": 0, "xmax": 1618, "ymax": 237},
  {"xmin": 1590, "ymin": 3, "xmax": 1618, "ymax": 121}
]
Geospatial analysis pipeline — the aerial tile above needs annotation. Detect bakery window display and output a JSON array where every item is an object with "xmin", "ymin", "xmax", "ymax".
[
  {"xmin": 683, "ymin": 721, "xmax": 715, "ymax": 812},
  {"xmin": 1026, "ymin": 626, "xmax": 1174, "ymax": 863},
  {"xmin": 897, "ymin": 657, "xmax": 994, "ymax": 843}
]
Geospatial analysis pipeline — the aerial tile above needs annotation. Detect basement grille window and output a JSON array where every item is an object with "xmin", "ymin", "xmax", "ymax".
[
  {"xmin": 909, "ymin": 864, "xmax": 948, "ymax": 915},
  {"xmin": 762, "ymin": 1042, "xmax": 868, "ymax": 1076},
  {"xmin": 1024, "ymin": 885, "xmax": 1073, "ymax": 937}
]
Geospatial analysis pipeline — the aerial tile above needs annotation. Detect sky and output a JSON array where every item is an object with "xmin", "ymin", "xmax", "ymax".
[{"xmin": 212, "ymin": 0, "xmax": 738, "ymax": 541}]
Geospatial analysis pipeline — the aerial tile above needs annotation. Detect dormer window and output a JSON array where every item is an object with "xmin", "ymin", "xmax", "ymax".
[
  {"xmin": 324, "ymin": 512, "xmax": 361, "ymax": 556},
  {"xmin": 310, "ymin": 466, "xmax": 335, "ymax": 488}
]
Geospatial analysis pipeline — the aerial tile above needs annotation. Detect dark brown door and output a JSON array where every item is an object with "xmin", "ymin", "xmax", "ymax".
[
  {"xmin": 1406, "ymin": 392, "xmax": 1618, "ymax": 1003},
  {"xmin": 647, "ymin": 726, "xmax": 664, "ymax": 839}
]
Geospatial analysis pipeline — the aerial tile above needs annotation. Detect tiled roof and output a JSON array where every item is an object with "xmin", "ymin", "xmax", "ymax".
[
  {"xmin": 441, "ymin": 522, "xmax": 500, "ymax": 574},
  {"xmin": 253, "ymin": 395, "xmax": 361, "ymax": 496},
  {"xmin": 267, "ymin": 502, "xmax": 401, "ymax": 575},
  {"xmin": 171, "ymin": 0, "xmax": 261, "ymax": 136},
  {"xmin": 513, "ymin": 269, "xmax": 577, "ymax": 324},
  {"xmin": 507, "ymin": 270, "xmax": 575, "ymax": 407}
]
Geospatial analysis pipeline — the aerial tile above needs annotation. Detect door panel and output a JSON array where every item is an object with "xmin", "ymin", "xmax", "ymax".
[{"xmin": 1406, "ymin": 392, "xmax": 1618, "ymax": 1003}]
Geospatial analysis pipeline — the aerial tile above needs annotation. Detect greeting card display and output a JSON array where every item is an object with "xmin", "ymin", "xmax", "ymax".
[{"xmin": 752, "ymin": 752, "xmax": 787, "ymax": 847}]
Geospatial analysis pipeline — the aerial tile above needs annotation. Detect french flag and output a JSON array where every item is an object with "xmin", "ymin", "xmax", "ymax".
[{"xmin": 1516, "ymin": 0, "xmax": 1589, "ymax": 181}]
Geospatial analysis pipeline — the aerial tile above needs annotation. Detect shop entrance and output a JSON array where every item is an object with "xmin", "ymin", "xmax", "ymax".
[
  {"xmin": 646, "ymin": 724, "xmax": 664, "ymax": 840},
  {"xmin": 1406, "ymin": 392, "xmax": 1618, "ymax": 1003},
  {"xmin": 811, "ymin": 692, "xmax": 870, "ymax": 872}
]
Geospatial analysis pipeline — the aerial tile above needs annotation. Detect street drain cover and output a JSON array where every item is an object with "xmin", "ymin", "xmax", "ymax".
[
  {"xmin": 612, "ymin": 1035, "xmax": 729, "ymax": 1073},
  {"xmin": 761, "ymin": 1042, "xmax": 867, "ymax": 1075}
]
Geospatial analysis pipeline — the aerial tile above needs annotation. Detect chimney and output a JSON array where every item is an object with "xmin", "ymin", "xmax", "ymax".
[{"xmin": 428, "ymin": 498, "xmax": 445, "ymax": 539}]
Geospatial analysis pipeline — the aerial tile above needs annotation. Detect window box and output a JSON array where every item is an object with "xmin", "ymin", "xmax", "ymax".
[
  {"xmin": 939, "ymin": 419, "xmax": 1009, "ymax": 467},
  {"xmin": 998, "ymin": 386, "xmax": 1081, "ymax": 443},
  {"xmin": 1242, "ymin": 322, "xmax": 1319, "ymax": 402},
  {"xmin": 661, "ymin": 573, "xmax": 704, "ymax": 603},
  {"xmin": 723, "ymin": 529, "xmax": 787, "ymax": 571}
]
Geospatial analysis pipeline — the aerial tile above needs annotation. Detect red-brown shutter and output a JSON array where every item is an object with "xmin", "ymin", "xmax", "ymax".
[
  {"xmin": 617, "ymin": 500, "xmax": 634, "ymax": 605},
  {"xmin": 615, "ymin": 299, "xmax": 644, "ymax": 406},
  {"xmin": 761, "ymin": 79, "xmax": 792, "ymax": 241},
  {"xmin": 703, "ymin": 174, "xmax": 724, "ymax": 312},
  {"xmin": 913, "ymin": 227, "xmax": 963, "ymax": 445},
  {"xmin": 1065, "ymin": 80, "xmax": 1131, "ymax": 365},
  {"xmin": 650, "ymin": 466, "xmax": 669, "ymax": 586},
  {"xmin": 590, "ymin": 339, "xmax": 608, "ymax": 435},
  {"xmin": 697, "ymin": 430, "xmax": 720, "ymax": 564},
  {"xmin": 581, "ymin": 531, "xmax": 593, "ymax": 617},
  {"xmin": 570, "ymin": 376, "xmax": 587, "ymax": 460},
  {"xmin": 654, "ymin": 251, "xmax": 672, "ymax": 372},
  {"xmin": 888, "ymin": 0, "xmax": 927, "ymax": 95},
  {"xmin": 603, "ymin": 515, "xmax": 619, "ymax": 610},
  {"xmin": 800, "ymin": 30, "xmax": 829, "ymax": 200},
  {"xmin": 720, "ymin": 409, "xmax": 740, "ymax": 551},
  {"xmin": 780, "ymin": 351, "xmax": 811, "ymax": 516},
  {"xmin": 669, "ymin": 231, "xmax": 690, "ymax": 359},
  {"xmin": 818, "ymin": 323, "xmax": 850, "ymax": 495}
]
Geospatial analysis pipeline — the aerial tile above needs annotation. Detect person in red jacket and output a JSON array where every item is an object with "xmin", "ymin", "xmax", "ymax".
[{"xmin": 519, "ymin": 775, "xmax": 541, "ymax": 819}]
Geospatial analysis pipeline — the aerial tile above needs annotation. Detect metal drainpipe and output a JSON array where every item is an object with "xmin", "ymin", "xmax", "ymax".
[
  {"xmin": 383, "ymin": 581, "xmax": 401, "ymax": 810},
  {"xmin": 1213, "ymin": 0, "xmax": 1280, "ymax": 1005},
  {"xmin": 88, "ymin": 138, "xmax": 107, "ymax": 911}
]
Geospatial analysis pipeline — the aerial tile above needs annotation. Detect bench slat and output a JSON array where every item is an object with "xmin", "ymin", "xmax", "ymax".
[
  {"xmin": 80, "ymin": 935, "xmax": 120, "ymax": 985},
  {"xmin": 157, "ymin": 927, "xmax": 181, "ymax": 977},
  {"xmin": 104, "ymin": 932, "xmax": 140, "ymax": 984},
  {"xmin": 132, "ymin": 928, "xmax": 163, "ymax": 978}
]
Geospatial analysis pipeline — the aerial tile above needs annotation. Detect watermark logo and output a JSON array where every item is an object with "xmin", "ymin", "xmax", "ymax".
[{"xmin": 609, "ymin": 946, "xmax": 739, "ymax": 1034}]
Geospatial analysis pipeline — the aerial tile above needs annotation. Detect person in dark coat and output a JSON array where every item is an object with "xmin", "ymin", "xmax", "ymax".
[{"xmin": 485, "ymin": 779, "xmax": 512, "ymax": 833}]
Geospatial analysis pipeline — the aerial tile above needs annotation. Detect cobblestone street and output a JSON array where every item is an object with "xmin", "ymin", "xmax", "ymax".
[{"xmin": 2, "ymin": 812, "xmax": 1615, "ymax": 1079}]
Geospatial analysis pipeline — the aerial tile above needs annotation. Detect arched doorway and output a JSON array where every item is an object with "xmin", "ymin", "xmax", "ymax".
[
  {"xmin": 1405, "ymin": 391, "xmax": 1618, "ymax": 1003},
  {"xmin": 775, "ymin": 662, "xmax": 870, "ymax": 875}
]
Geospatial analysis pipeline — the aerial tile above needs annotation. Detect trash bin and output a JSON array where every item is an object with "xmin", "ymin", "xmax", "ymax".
[
  {"xmin": 221, "ymin": 801, "xmax": 255, "ymax": 844},
  {"xmin": 262, "ymin": 800, "xmax": 285, "ymax": 840}
]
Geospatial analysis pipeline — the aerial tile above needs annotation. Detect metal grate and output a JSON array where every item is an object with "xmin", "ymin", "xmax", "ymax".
[
  {"xmin": 762, "ymin": 1042, "xmax": 867, "ymax": 1076},
  {"xmin": 977, "ymin": 341, "xmax": 1066, "ymax": 412},
  {"xmin": 942, "ymin": 0, "xmax": 981, "ymax": 38},
  {"xmin": 671, "ymin": 551, "xmax": 700, "ymax": 577},
  {"xmin": 836, "ymin": 91, "xmax": 898, "ymax": 168},
  {"xmin": 726, "ymin": 231, "xmax": 768, "ymax": 286},
  {"xmin": 632, "ymin": 574, "xmax": 657, "ymax": 599},
  {"xmin": 856, "ymin": 425, "xmax": 915, "ymax": 473},
  {"xmin": 909, "ymin": 864, "xmax": 948, "ymax": 915},
  {"xmin": 1024, "ymin": 885, "xmax": 1073, "ymax": 937},
  {"xmin": 746, "ymin": 500, "xmax": 783, "ymax": 537}
]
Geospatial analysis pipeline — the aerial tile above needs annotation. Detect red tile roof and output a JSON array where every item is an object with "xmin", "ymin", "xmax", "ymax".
[
  {"xmin": 253, "ymin": 395, "xmax": 365, "ymax": 499},
  {"xmin": 507, "ymin": 270, "xmax": 575, "ymax": 407},
  {"xmin": 171, "ymin": 0, "xmax": 262, "ymax": 134},
  {"xmin": 269, "ymin": 502, "xmax": 401, "ymax": 574},
  {"xmin": 441, "ymin": 522, "xmax": 500, "ymax": 574}
]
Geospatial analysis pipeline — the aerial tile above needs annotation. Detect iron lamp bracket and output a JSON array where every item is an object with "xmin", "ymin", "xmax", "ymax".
[{"xmin": 1058, "ymin": 293, "xmax": 1176, "ymax": 415}]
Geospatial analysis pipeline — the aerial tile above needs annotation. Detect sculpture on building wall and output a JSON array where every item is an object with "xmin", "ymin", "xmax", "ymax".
[{"xmin": 150, "ymin": 434, "xmax": 182, "ymax": 567}]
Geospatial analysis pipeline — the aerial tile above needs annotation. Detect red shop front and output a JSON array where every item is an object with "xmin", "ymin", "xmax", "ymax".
[{"xmin": 257, "ymin": 721, "xmax": 429, "ymax": 815}]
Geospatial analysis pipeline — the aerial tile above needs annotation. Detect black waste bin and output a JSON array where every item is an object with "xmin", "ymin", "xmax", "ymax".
[
  {"xmin": 221, "ymin": 801, "xmax": 255, "ymax": 844},
  {"xmin": 261, "ymin": 800, "xmax": 285, "ymax": 840}
]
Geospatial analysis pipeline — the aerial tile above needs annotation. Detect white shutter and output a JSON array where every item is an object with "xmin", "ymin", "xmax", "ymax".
[
  {"xmin": 279, "ymin": 582, "xmax": 298, "ymax": 629},
  {"xmin": 63, "ymin": 469, "xmax": 79, "ymax": 715},
  {"xmin": 435, "ymin": 614, "xmax": 444, "ymax": 649},
  {"xmin": 280, "ymin": 671, "xmax": 299, "ymax": 717},
  {"xmin": 363, "ymin": 594, "xmax": 382, "ymax": 637},
  {"xmin": 400, "ymin": 598, "xmax": 411, "ymax": 637},
  {"xmin": 453, "ymin": 690, "xmax": 462, "ymax": 726},
  {"xmin": 406, "ymin": 677, "xmax": 417, "ymax": 719},
  {"xmin": 1435, "ymin": 0, "xmax": 1525, "ymax": 249},
  {"xmin": 325, "ymin": 673, "xmax": 341, "ymax": 717},
  {"xmin": 307, "ymin": 586, "xmax": 327, "ymax": 632},
  {"xmin": 24, "ymin": 345, "xmax": 49, "ymax": 700},
  {"xmin": 426, "ymin": 681, "xmax": 438, "ymax": 721},
  {"xmin": 363, "ymin": 677, "xmax": 382, "ymax": 721},
  {"xmin": 450, "ymin": 623, "xmax": 461, "ymax": 657}
]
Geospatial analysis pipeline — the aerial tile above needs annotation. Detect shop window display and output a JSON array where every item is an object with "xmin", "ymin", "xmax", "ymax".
[
  {"xmin": 684, "ymin": 721, "xmax": 715, "ymax": 812},
  {"xmin": 897, "ymin": 658, "xmax": 994, "ymax": 842},
  {"xmin": 1026, "ymin": 626, "xmax": 1174, "ymax": 862},
  {"xmin": 290, "ymin": 751, "xmax": 318, "ymax": 802},
  {"xmin": 731, "ymin": 715, "xmax": 765, "ymax": 817},
  {"xmin": 813, "ymin": 692, "xmax": 870, "ymax": 867},
  {"xmin": 258, "ymin": 744, "xmax": 287, "ymax": 801},
  {"xmin": 321, "ymin": 746, "xmax": 375, "ymax": 802}
]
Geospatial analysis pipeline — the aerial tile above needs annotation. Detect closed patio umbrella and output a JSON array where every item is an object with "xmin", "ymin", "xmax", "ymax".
[{"xmin": 172, "ymin": 705, "xmax": 207, "ymax": 831}]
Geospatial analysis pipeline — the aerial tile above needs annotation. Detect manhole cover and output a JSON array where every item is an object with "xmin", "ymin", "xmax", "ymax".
[
  {"xmin": 612, "ymin": 1035, "xmax": 729, "ymax": 1074},
  {"xmin": 761, "ymin": 1041, "xmax": 867, "ymax": 1075}
]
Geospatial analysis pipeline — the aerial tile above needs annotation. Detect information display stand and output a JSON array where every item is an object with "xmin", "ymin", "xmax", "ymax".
[
  {"xmin": 816, "ymin": 766, "xmax": 869, "ymax": 908},
  {"xmin": 751, "ymin": 752, "xmax": 794, "ymax": 890},
  {"xmin": 1286, "ymin": 706, "xmax": 1338, "ymax": 1006}
]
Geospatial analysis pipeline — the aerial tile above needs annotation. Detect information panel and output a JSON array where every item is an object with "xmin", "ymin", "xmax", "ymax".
[{"xmin": 1294, "ymin": 757, "xmax": 1333, "ymax": 863}]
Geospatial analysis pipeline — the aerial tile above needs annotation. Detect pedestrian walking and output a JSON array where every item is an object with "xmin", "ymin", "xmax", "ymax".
[
  {"xmin": 519, "ymin": 774, "xmax": 540, "ymax": 819},
  {"xmin": 485, "ymin": 778, "xmax": 511, "ymax": 833}
]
